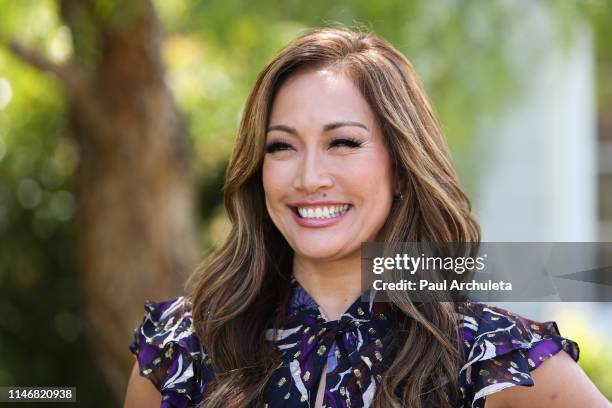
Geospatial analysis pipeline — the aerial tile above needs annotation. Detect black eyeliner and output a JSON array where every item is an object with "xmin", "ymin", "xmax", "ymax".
[
  {"xmin": 330, "ymin": 137, "xmax": 364, "ymax": 148},
  {"xmin": 264, "ymin": 141, "xmax": 291, "ymax": 153}
]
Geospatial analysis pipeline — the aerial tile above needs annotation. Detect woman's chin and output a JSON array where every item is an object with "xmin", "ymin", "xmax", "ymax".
[{"xmin": 293, "ymin": 243, "xmax": 353, "ymax": 262}]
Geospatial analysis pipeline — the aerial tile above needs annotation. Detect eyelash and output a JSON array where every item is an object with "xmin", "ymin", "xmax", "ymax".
[{"xmin": 264, "ymin": 138, "xmax": 364, "ymax": 153}]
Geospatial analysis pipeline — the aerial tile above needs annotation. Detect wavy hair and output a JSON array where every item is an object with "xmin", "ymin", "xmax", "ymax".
[{"xmin": 191, "ymin": 27, "xmax": 481, "ymax": 407}]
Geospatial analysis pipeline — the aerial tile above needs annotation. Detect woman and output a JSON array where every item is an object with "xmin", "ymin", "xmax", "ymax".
[{"xmin": 124, "ymin": 28, "xmax": 609, "ymax": 407}]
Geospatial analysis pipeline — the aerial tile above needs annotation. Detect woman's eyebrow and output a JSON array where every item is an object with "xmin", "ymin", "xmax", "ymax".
[
  {"xmin": 266, "ymin": 124, "xmax": 297, "ymax": 135},
  {"xmin": 266, "ymin": 121, "xmax": 370, "ymax": 134},
  {"xmin": 324, "ymin": 121, "xmax": 370, "ymax": 132}
]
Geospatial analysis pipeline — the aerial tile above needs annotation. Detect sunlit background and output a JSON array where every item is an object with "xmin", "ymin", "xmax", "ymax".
[{"xmin": 0, "ymin": 0, "xmax": 610, "ymax": 406}]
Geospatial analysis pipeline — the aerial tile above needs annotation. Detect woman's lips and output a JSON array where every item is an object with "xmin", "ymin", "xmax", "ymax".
[{"xmin": 290, "ymin": 205, "xmax": 351, "ymax": 228}]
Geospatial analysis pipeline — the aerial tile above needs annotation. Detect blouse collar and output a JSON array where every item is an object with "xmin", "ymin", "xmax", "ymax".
[
  {"xmin": 263, "ymin": 278, "xmax": 398, "ymax": 407},
  {"xmin": 284, "ymin": 277, "xmax": 397, "ymax": 341},
  {"xmin": 288, "ymin": 278, "xmax": 379, "ymax": 319}
]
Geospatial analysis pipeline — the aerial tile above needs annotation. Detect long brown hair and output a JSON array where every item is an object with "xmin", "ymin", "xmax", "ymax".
[{"xmin": 191, "ymin": 26, "xmax": 481, "ymax": 407}]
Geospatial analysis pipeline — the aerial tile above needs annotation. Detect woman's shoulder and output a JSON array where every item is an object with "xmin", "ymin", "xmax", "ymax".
[
  {"xmin": 130, "ymin": 296, "xmax": 200, "ymax": 352},
  {"xmin": 455, "ymin": 301, "xmax": 580, "ymax": 408},
  {"xmin": 129, "ymin": 296, "xmax": 210, "ymax": 404},
  {"xmin": 456, "ymin": 301, "xmax": 579, "ymax": 359}
]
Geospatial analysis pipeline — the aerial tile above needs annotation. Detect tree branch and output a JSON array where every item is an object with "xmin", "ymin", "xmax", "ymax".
[
  {"xmin": 5, "ymin": 40, "xmax": 112, "ymax": 138},
  {"xmin": 8, "ymin": 40, "xmax": 89, "ymax": 101}
]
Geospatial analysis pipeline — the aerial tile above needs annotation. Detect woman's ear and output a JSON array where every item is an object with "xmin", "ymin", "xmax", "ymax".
[
  {"xmin": 393, "ymin": 166, "xmax": 407, "ymax": 196},
  {"xmin": 392, "ymin": 171, "xmax": 406, "ymax": 201}
]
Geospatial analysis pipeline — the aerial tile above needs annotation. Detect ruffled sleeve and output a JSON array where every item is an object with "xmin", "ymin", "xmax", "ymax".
[
  {"xmin": 129, "ymin": 296, "xmax": 210, "ymax": 407},
  {"xmin": 457, "ymin": 302, "xmax": 580, "ymax": 408}
]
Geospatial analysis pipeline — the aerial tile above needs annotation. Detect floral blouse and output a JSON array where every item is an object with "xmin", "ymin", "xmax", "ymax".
[{"xmin": 129, "ymin": 279, "xmax": 579, "ymax": 407}]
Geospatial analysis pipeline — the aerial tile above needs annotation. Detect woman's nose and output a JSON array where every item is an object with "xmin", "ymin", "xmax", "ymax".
[{"xmin": 292, "ymin": 149, "xmax": 333, "ymax": 194}]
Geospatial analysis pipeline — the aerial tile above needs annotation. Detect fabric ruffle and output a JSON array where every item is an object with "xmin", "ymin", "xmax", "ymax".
[
  {"xmin": 129, "ymin": 297, "xmax": 208, "ymax": 407},
  {"xmin": 457, "ymin": 302, "xmax": 580, "ymax": 408}
]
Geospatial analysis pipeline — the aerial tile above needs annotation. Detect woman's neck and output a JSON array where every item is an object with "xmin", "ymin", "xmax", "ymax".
[{"xmin": 292, "ymin": 254, "xmax": 363, "ymax": 321}]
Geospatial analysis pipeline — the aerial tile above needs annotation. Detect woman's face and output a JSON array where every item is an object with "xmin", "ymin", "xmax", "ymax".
[{"xmin": 262, "ymin": 67, "xmax": 394, "ymax": 263}]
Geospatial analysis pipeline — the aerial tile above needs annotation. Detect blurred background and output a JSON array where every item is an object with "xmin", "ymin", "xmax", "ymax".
[{"xmin": 0, "ymin": 0, "xmax": 610, "ymax": 406}]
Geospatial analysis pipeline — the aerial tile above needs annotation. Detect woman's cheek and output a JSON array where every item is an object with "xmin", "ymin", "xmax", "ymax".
[{"xmin": 263, "ymin": 161, "xmax": 292, "ymax": 202}]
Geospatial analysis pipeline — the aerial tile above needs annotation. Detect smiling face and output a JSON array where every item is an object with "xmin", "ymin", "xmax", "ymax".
[{"xmin": 262, "ymin": 67, "xmax": 394, "ymax": 263}]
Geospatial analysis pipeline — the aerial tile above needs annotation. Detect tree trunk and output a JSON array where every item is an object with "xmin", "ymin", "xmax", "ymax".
[
  {"xmin": 9, "ymin": 0, "xmax": 199, "ymax": 401},
  {"xmin": 76, "ymin": 3, "xmax": 200, "ymax": 400}
]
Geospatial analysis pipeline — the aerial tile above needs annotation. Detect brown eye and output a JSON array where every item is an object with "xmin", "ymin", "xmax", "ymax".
[
  {"xmin": 265, "ymin": 142, "xmax": 293, "ymax": 153},
  {"xmin": 329, "ymin": 138, "xmax": 364, "ymax": 149}
]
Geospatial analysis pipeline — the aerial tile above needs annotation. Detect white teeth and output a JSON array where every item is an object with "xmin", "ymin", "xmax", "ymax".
[{"xmin": 297, "ymin": 204, "xmax": 350, "ymax": 219}]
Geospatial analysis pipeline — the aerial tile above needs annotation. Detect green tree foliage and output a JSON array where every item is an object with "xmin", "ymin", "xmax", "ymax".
[{"xmin": 0, "ymin": 2, "xmax": 114, "ymax": 403}]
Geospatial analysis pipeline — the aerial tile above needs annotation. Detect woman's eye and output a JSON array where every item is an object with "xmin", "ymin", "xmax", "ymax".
[
  {"xmin": 264, "ymin": 142, "xmax": 293, "ymax": 153},
  {"xmin": 329, "ymin": 138, "xmax": 364, "ymax": 149}
]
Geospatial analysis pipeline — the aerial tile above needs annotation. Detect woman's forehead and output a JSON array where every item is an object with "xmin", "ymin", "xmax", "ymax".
[{"xmin": 269, "ymin": 68, "xmax": 377, "ymax": 131}]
